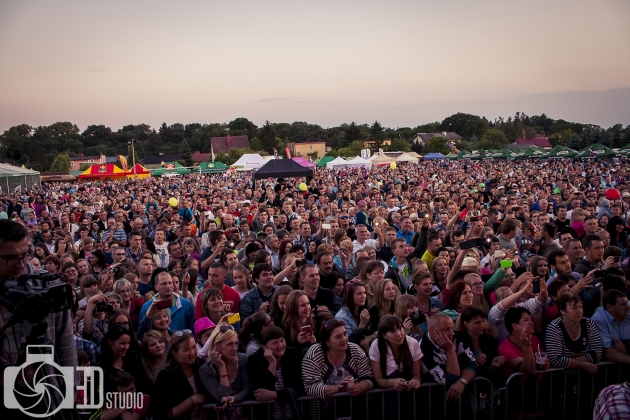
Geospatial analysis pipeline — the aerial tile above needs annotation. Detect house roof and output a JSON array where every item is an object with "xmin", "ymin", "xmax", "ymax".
[
  {"xmin": 143, "ymin": 153, "xmax": 181, "ymax": 165},
  {"xmin": 191, "ymin": 151, "xmax": 212, "ymax": 163},
  {"xmin": 514, "ymin": 137, "xmax": 552, "ymax": 148},
  {"xmin": 70, "ymin": 155, "xmax": 101, "ymax": 161},
  {"xmin": 211, "ymin": 135, "xmax": 250, "ymax": 154},
  {"xmin": 414, "ymin": 132, "xmax": 462, "ymax": 142}
]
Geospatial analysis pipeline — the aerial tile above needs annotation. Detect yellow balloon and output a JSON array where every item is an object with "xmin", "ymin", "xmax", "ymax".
[
  {"xmin": 299, "ymin": 183, "xmax": 307, "ymax": 191},
  {"xmin": 390, "ymin": 162, "xmax": 396, "ymax": 170},
  {"xmin": 168, "ymin": 197, "xmax": 178, "ymax": 207},
  {"xmin": 377, "ymin": 181, "xmax": 383, "ymax": 186}
]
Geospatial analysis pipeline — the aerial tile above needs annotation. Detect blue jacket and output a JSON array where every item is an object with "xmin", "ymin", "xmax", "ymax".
[
  {"xmin": 139, "ymin": 294, "xmax": 195, "ymax": 332},
  {"xmin": 240, "ymin": 285, "xmax": 278, "ymax": 320}
]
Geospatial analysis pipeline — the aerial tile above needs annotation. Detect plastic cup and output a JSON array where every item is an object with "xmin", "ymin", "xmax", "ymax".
[{"xmin": 535, "ymin": 351, "xmax": 548, "ymax": 370}]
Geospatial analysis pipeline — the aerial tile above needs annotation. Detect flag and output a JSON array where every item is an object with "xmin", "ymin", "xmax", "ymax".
[
  {"xmin": 285, "ymin": 147, "xmax": 292, "ymax": 159},
  {"xmin": 590, "ymin": 150, "xmax": 596, "ymax": 157},
  {"xmin": 119, "ymin": 155, "xmax": 128, "ymax": 171}
]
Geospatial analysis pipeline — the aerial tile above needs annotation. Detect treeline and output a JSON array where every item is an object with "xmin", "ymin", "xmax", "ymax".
[{"xmin": 1, "ymin": 113, "xmax": 628, "ymax": 171}]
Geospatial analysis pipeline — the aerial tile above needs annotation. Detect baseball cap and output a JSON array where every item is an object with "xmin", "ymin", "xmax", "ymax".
[{"xmin": 478, "ymin": 183, "xmax": 486, "ymax": 188}]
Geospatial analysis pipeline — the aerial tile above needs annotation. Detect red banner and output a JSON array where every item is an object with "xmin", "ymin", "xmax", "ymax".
[{"xmin": 285, "ymin": 147, "xmax": 292, "ymax": 159}]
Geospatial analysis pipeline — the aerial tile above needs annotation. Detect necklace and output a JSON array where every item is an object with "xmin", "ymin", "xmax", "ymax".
[{"xmin": 564, "ymin": 320, "xmax": 581, "ymax": 340}]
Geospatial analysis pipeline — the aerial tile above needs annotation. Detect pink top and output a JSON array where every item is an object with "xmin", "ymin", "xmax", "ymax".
[{"xmin": 498, "ymin": 335, "xmax": 543, "ymax": 378}]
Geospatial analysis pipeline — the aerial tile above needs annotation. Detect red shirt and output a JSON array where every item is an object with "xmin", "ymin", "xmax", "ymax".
[
  {"xmin": 194, "ymin": 284, "xmax": 241, "ymax": 319},
  {"xmin": 498, "ymin": 335, "xmax": 543, "ymax": 378}
]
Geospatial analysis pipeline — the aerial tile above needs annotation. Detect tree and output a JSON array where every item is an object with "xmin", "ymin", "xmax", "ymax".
[
  {"xmin": 568, "ymin": 134, "xmax": 580, "ymax": 149},
  {"xmin": 384, "ymin": 139, "xmax": 411, "ymax": 152},
  {"xmin": 440, "ymin": 113, "xmax": 489, "ymax": 140},
  {"xmin": 370, "ymin": 121, "xmax": 386, "ymax": 151},
  {"xmin": 228, "ymin": 117, "xmax": 258, "ymax": 139},
  {"xmin": 49, "ymin": 154, "xmax": 71, "ymax": 172},
  {"xmin": 335, "ymin": 141, "xmax": 364, "ymax": 158},
  {"xmin": 548, "ymin": 129, "xmax": 573, "ymax": 147},
  {"xmin": 423, "ymin": 137, "xmax": 450, "ymax": 155},
  {"xmin": 249, "ymin": 137, "xmax": 263, "ymax": 152},
  {"xmin": 478, "ymin": 129, "xmax": 509, "ymax": 150},
  {"xmin": 342, "ymin": 122, "xmax": 363, "ymax": 147},
  {"xmin": 258, "ymin": 121, "xmax": 277, "ymax": 154},
  {"xmin": 179, "ymin": 139, "xmax": 192, "ymax": 166}
]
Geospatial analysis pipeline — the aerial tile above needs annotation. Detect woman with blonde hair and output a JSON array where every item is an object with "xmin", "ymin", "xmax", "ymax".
[
  {"xmin": 333, "ymin": 239, "xmax": 354, "ymax": 269},
  {"xmin": 429, "ymin": 256, "xmax": 450, "ymax": 292},
  {"xmin": 367, "ymin": 279, "xmax": 398, "ymax": 330},
  {"xmin": 281, "ymin": 290, "xmax": 317, "ymax": 351},
  {"xmin": 200, "ymin": 325, "xmax": 251, "ymax": 412}
]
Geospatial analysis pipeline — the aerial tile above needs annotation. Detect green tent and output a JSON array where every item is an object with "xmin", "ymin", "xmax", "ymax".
[
  {"xmin": 616, "ymin": 147, "xmax": 630, "ymax": 156},
  {"xmin": 529, "ymin": 147, "xmax": 548, "ymax": 158},
  {"xmin": 198, "ymin": 161, "xmax": 228, "ymax": 173},
  {"xmin": 544, "ymin": 145, "xmax": 577, "ymax": 159},
  {"xmin": 151, "ymin": 162, "xmax": 190, "ymax": 176},
  {"xmin": 316, "ymin": 156, "xmax": 334, "ymax": 167},
  {"xmin": 576, "ymin": 144, "xmax": 617, "ymax": 158},
  {"xmin": 486, "ymin": 150, "xmax": 505, "ymax": 159},
  {"xmin": 446, "ymin": 152, "xmax": 456, "ymax": 158},
  {"xmin": 499, "ymin": 148, "xmax": 514, "ymax": 159},
  {"xmin": 470, "ymin": 150, "xmax": 490, "ymax": 160}
]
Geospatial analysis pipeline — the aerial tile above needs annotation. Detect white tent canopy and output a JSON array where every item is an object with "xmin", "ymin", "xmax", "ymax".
[
  {"xmin": 396, "ymin": 153, "xmax": 420, "ymax": 163},
  {"xmin": 369, "ymin": 153, "xmax": 396, "ymax": 164},
  {"xmin": 326, "ymin": 157, "xmax": 349, "ymax": 169},
  {"xmin": 232, "ymin": 153, "xmax": 265, "ymax": 170},
  {"xmin": 348, "ymin": 156, "xmax": 372, "ymax": 169}
]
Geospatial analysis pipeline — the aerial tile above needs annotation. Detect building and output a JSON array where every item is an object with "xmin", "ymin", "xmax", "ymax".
[
  {"xmin": 412, "ymin": 132, "xmax": 462, "ymax": 146},
  {"xmin": 363, "ymin": 139, "xmax": 392, "ymax": 149},
  {"xmin": 513, "ymin": 136, "xmax": 552, "ymax": 150},
  {"xmin": 191, "ymin": 151, "xmax": 212, "ymax": 163},
  {"xmin": 69, "ymin": 154, "xmax": 106, "ymax": 171},
  {"xmin": 210, "ymin": 135, "xmax": 250, "ymax": 161},
  {"xmin": 287, "ymin": 140, "xmax": 331, "ymax": 160}
]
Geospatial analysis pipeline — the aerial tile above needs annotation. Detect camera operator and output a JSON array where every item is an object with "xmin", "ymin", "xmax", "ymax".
[{"xmin": 0, "ymin": 219, "xmax": 78, "ymax": 418}]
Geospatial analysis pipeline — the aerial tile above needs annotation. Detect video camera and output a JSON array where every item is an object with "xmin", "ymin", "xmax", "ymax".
[{"xmin": 0, "ymin": 273, "xmax": 74, "ymax": 344}]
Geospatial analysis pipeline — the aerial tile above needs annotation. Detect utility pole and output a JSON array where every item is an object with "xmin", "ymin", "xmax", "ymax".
[{"xmin": 129, "ymin": 139, "xmax": 137, "ymax": 179}]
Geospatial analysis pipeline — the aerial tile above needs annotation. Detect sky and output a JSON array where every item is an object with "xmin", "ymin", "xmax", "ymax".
[{"xmin": 1, "ymin": 0, "xmax": 629, "ymax": 132}]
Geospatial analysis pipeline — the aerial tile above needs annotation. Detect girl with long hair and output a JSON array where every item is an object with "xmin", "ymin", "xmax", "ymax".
[
  {"xmin": 270, "ymin": 285, "xmax": 292, "ymax": 327},
  {"xmin": 429, "ymin": 256, "xmax": 450, "ymax": 293},
  {"xmin": 152, "ymin": 333, "xmax": 207, "ymax": 420},
  {"xmin": 238, "ymin": 311, "xmax": 272, "ymax": 355},
  {"xmin": 369, "ymin": 315, "xmax": 422, "ymax": 420},
  {"xmin": 367, "ymin": 279, "xmax": 398, "ymax": 330},
  {"xmin": 281, "ymin": 290, "xmax": 317, "ymax": 351},
  {"xmin": 231, "ymin": 264, "xmax": 253, "ymax": 299},
  {"xmin": 334, "ymin": 282, "xmax": 370, "ymax": 335},
  {"xmin": 394, "ymin": 294, "xmax": 423, "ymax": 339},
  {"xmin": 140, "ymin": 330, "xmax": 168, "ymax": 386}
]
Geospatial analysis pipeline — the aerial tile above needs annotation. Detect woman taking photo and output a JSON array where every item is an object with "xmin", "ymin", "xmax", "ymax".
[
  {"xmin": 281, "ymin": 290, "xmax": 317, "ymax": 352},
  {"xmin": 528, "ymin": 256, "xmax": 550, "ymax": 284},
  {"xmin": 545, "ymin": 293, "xmax": 602, "ymax": 374},
  {"xmin": 334, "ymin": 282, "xmax": 371, "ymax": 336},
  {"xmin": 369, "ymin": 315, "xmax": 422, "ymax": 420},
  {"xmin": 139, "ymin": 305, "xmax": 172, "ymax": 343},
  {"xmin": 248, "ymin": 326, "xmax": 305, "ymax": 420},
  {"xmin": 395, "ymin": 295, "xmax": 424, "ymax": 339},
  {"xmin": 200, "ymin": 325, "xmax": 251, "ymax": 415},
  {"xmin": 238, "ymin": 311, "xmax": 273, "ymax": 356},
  {"xmin": 367, "ymin": 279, "xmax": 398, "ymax": 331},
  {"xmin": 302, "ymin": 320, "xmax": 374, "ymax": 419},
  {"xmin": 152, "ymin": 332, "xmax": 207, "ymax": 420},
  {"xmin": 113, "ymin": 278, "xmax": 144, "ymax": 328}
]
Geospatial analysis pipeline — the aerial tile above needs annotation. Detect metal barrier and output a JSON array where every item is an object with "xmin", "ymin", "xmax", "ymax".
[
  {"xmin": 200, "ymin": 377, "xmax": 495, "ymax": 420},
  {"xmin": 499, "ymin": 361, "xmax": 627, "ymax": 420}
]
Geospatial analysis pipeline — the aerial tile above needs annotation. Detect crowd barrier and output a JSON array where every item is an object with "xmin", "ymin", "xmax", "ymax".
[{"xmin": 199, "ymin": 362, "xmax": 626, "ymax": 420}]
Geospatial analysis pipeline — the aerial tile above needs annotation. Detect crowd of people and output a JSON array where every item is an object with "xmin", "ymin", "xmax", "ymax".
[{"xmin": 1, "ymin": 157, "xmax": 629, "ymax": 420}]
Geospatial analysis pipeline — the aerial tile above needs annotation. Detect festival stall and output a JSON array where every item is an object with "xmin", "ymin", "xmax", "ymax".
[
  {"xmin": 348, "ymin": 156, "xmax": 372, "ymax": 169},
  {"xmin": 576, "ymin": 144, "xmax": 616, "ymax": 159},
  {"xmin": 231, "ymin": 154, "xmax": 266, "ymax": 171},
  {"xmin": 292, "ymin": 157, "xmax": 317, "ymax": 169},
  {"xmin": 77, "ymin": 164, "xmax": 126, "ymax": 180},
  {"xmin": 316, "ymin": 156, "xmax": 334, "ymax": 167},
  {"xmin": 254, "ymin": 158, "xmax": 314, "ymax": 180},
  {"xmin": 370, "ymin": 153, "xmax": 396, "ymax": 165},
  {"xmin": 395, "ymin": 153, "xmax": 420, "ymax": 163},
  {"xmin": 423, "ymin": 153, "xmax": 447, "ymax": 160},
  {"xmin": 198, "ymin": 162, "xmax": 229, "ymax": 173},
  {"xmin": 125, "ymin": 163, "xmax": 151, "ymax": 179},
  {"xmin": 151, "ymin": 162, "xmax": 190, "ymax": 176},
  {"xmin": 326, "ymin": 157, "xmax": 349, "ymax": 169},
  {"xmin": 544, "ymin": 146, "xmax": 577, "ymax": 159},
  {"xmin": 0, "ymin": 163, "xmax": 41, "ymax": 191}
]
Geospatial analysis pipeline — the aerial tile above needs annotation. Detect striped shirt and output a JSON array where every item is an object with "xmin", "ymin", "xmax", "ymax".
[
  {"xmin": 544, "ymin": 317, "xmax": 602, "ymax": 369},
  {"xmin": 302, "ymin": 342, "xmax": 375, "ymax": 400},
  {"xmin": 593, "ymin": 382, "xmax": 630, "ymax": 420}
]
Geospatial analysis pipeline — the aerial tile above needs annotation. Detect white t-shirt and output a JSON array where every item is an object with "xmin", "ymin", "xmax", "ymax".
[
  {"xmin": 154, "ymin": 241, "xmax": 170, "ymax": 268},
  {"xmin": 369, "ymin": 335, "xmax": 423, "ymax": 377}
]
